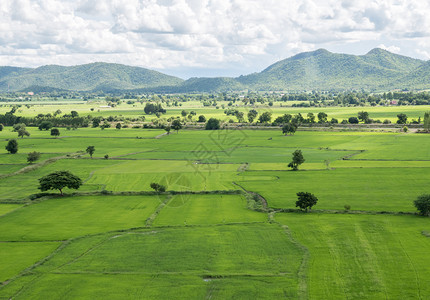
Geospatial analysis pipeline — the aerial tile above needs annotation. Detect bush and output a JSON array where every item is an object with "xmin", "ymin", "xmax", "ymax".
[{"xmin": 414, "ymin": 194, "xmax": 430, "ymax": 216}]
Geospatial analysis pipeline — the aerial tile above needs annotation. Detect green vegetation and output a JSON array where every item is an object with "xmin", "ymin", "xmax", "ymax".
[
  {"xmin": 5, "ymin": 139, "xmax": 18, "ymax": 154},
  {"xmin": 27, "ymin": 151, "xmax": 41, "ymax": 164},
  {"xmin": 295, "ymin": 192, "xmax": 318, "ymax": 211},
  {"xmin": 414, "ymin": 194, "xmax": 430, "ymax": 216},
  {"xmin": 288, "ymin": 149, "xmax": 305, "ymax": 171},
  {"xmin": 2, "ymin": 48, "xmax": 430, "ymax": 92},
  {"xmin": 0, "ymin": 109, "xmax": 428, "ymax": 299},
  {"xmin": 38, "ymin": 171, "xmax": 82, "ymax": 195},
  {"xmin": 275, "ymin": 213, "xmax": 430, "ymax": 299},
  {"xmin": 86, "ymin": 145, "xmax": 95, "ymax": 158}
]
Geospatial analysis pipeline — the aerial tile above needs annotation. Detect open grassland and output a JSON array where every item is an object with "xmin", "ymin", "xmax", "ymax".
[{"xmin": 0, "ymin": 125, "xmax": 430, "ymax": 299}]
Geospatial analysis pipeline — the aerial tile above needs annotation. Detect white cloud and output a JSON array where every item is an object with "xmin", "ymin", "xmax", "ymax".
[
  {"xmin": 377, "ymin": 44, "xmax": 400, "ymax": 54},
  {"xmin": 0, "ymin": 0, "xmax": 429, "ymax": 78}
]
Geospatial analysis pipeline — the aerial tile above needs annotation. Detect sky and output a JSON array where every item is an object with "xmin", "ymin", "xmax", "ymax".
[{"xmin": 1, "ymin": 0, "xmax": 429, "ymax": 79}]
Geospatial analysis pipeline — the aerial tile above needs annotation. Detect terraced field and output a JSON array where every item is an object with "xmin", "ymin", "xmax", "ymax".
[{"xmin": 0, "ymin": 126, "xmax": 429, "ymax": 299}]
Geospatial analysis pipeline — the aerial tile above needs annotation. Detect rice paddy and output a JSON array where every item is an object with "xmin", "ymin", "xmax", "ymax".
[{"xmin": 0, "ymin": 103, "xmax": 429, "ymax": 299}]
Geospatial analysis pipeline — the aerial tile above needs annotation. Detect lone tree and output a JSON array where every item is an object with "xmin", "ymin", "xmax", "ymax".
[
  {"xmin": 150, "ymin": 182, "xmax": 166, "ymax": 192},
  {"xmin": 116, "ymin": 123, "xmax": 122, "ymax": 130},
  {"xmin": 5, "ymin": 139, "xmax": 18, "ymax": 154},
  {"xmin": 38, "ymin": 121, "xmax": 53, "ymax": 131},
  {"xmin": 18, "ymin": 128, "xmax": 30, "ymax": 138},
  {"xmin": 171, "ymin": 119, "xmax": 182, "ymax": 133},
  {"xmin": 397, "ymin": 113, "xmax": 408, "ymax": 124},
  {"xmin": 414, "ymin": 194, "xmax": 430, "ymax": 216},
  {"xmin": 282, "ymin": 123, "xmax": 297, "ymax": 136},
  {"xmin": 50, "ymin": 128, "xmax": 60, "ymax": 137},
  {"xmin": 86, "ymin": 146, "xmax": 95, "ymax": 158},
  {"xmin": 205, "ymin": 118, "xmax": 220, "ymax": 130},
  {"xmin": 38, "ymin": 171, "xmax": 82, "ymax": 196},
  {"xmin": 27, "ymin": 151, "xmax": 41, "ymax": 164},
  {"xmin": 288, "ymin": 149, "xmax": 305, "ymax": 171},
  {"xmin": 198, "ymin": 115, "xmax": 206, "ymax": 123},
  {"xmin": 296, "ymin": 192, "xmax": 318, "ymax": 212}
]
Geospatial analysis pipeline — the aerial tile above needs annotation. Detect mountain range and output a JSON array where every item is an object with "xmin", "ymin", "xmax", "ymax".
[{"xmin": 1, "ymin": 48, "xmax": 429, "ymax": 93}]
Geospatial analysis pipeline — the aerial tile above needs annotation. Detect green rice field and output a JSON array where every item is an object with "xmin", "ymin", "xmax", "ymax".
[{"xmin": 0, "ymin": 108, "xmax": 429, "ymax": 299}]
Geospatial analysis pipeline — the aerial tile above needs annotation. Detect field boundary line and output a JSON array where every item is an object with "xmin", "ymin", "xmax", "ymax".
[
  {"xmin": 232, "ymin": 182, "xmax": 267, "ymax": 210},
  {"xmin": 146, "ymin": 195, "xmax": 171, "ymax": 227}
]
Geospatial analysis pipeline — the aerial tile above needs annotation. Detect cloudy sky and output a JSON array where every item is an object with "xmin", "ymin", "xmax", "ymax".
[{"xmin": 1, "ymin": 0, "xmax": 429, "ymax": 78}]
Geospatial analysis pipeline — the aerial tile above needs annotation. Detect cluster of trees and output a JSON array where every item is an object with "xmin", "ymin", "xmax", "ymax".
[{"xmin": 144, "ymin": 103, "xmax": 166, "ymax": 115}]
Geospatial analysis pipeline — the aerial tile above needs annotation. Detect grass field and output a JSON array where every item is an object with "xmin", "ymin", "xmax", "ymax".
[{"xmin": 0, "ymin": 122, "xmax": 430, "ymax": 299}]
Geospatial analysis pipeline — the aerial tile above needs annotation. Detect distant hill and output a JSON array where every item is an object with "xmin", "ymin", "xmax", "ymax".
[
  {"xmin": 1, "ymin": 49, "xmax": 429, "ymax": 93},
  {"xmin": 236, "ymin": 48, "xmax": 424, "ymax": 91},
  {"xmin": 0, "ymin": 62, "xmax": 183, "ymax": 92}
]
